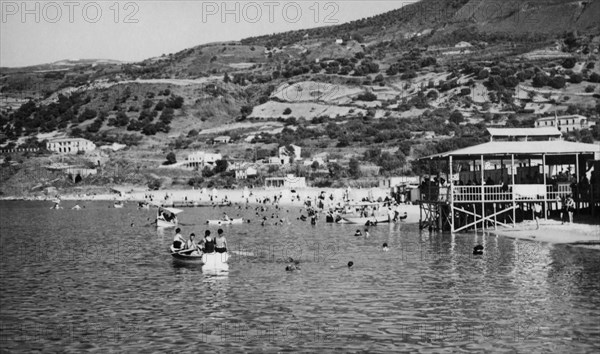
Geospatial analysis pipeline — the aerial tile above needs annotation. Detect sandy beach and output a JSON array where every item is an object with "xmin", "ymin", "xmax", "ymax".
[
  {"xmin": 54, "ymin": 186, "xmax": 393, "ymax": 208},
  {"xmin": 489, "ymin": 219, "xmax": 600, "ymax": 245}
]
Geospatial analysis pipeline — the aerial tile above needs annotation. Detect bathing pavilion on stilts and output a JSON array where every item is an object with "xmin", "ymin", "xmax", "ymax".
[{"xmin": 417, "ymin": 128, "xmax": 600, "ymax": 233}]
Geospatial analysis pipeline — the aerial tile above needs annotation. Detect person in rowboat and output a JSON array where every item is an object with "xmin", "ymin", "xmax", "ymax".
[
  {"xmin": 215, "ymin": 228, "xmax": 227, "ymax": 253},
  {"xmin": 184, "ymin": 233, "xmax": 202, "ymax": 255},
  {"xmin": 172, "ymin": 228, "xmax": 185, "ymax": 250},
  {"xmin": 203, "ymin": 230, "xmax": 216, "ymax": 253}
]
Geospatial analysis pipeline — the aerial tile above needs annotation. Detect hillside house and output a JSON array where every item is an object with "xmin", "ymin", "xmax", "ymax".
[
  {"xmin": 455, "ymin": 41, "xmax": 472, "ymax": 48},
  {"xmin": 235, "ymin": 165, "xmax": 258, "ymax": 179},
  {"xmin": 46, "ymin": 138, "xmax": 96, "ymax": 154},
  {"xmin": 267, "ymin": 156, "xmax": 290, "ymax": 166},
  {"xmin": 535, "ymin": 115, "xmax": 589, "ymax": 132},
  {"xmin": 186, "ymin": 151, "xmax": 222, "ymax": 169},
  {"xmin": 487, "ymin": 127, "xmax": 562, "ymax": 142},
  {"xmin": 335, "ymin": 39, "xmax": 343, "ymax": 45},
  {"xmin": 303, "ymin": 157, "xmax": 326, "ymax": 167},
  {"xmin": 213, "ymin": 136, "xmax": 231, "ymax": 144}
]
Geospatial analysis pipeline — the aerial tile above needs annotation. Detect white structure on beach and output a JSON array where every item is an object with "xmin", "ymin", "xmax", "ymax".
[
  {"xmin": 186, "ymin": 151, "xmax": 222, "ymax": 169},
  {"xmin": 46, "ymin": 138, "xmax": 96, "ymax": 154},
  {"xmin": 265, "ymin": 175, "xmax": 306, "ymax": 188}
]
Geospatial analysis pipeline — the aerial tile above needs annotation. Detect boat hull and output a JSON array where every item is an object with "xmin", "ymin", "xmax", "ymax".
[
  {"xmin": 341, "ymin": 216, "xmax": 390, "ymax": 225},
  {"xmin": 157, "ymin": 219, "xmax": 177, "ymax": 228},
  {"xmin": 170, "ymin": 246, "xmax": 229, "ymax": 266},
  {"xmin": 206, "ymin": 218, "xmax": 243, "ymax": 225}
]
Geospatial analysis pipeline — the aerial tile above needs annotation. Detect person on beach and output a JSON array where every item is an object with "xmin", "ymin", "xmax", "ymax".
[
  {"xmin": 215, "ymin": 229, "xmax": 227, "ymax": 253},
  {"xmin": 565, "ymin": 195, "xmax": 576, "ymax": 223},
  {"xmin": 203, "ymin": 230, "xmax": 216, "ymax": 253},
  {"xmin": 222, "ymin": 212, "xmax": 231, "ymax": 222},
  {"xmin": 172, "ymin": 228, "xmax": 185, "ymax": 250},
  {"xmin": 533, "ymin": 202, "xmax": 543, "ymax": 230}
]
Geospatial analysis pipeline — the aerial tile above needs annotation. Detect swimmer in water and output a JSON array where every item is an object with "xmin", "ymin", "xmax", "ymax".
[
  {"xmin": 348, "ymin": 261, "xmax": 354, "ymax": 268},
  {"xmin": 354, "ymin": 229, "xmax": 362, "ymax": 236},
  {"xmin": 473, "ymin": 245, "xmax": 484, "ymax": 255},
  {"xmin": 364, "ymin": 229, "xmax": 370, "ymax": 238},
  {"xmin": 382, "ymin": 243, "xmax": 389, "ymax": 252}
]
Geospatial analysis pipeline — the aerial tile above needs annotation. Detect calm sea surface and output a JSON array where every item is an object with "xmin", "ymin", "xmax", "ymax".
[{"xmin": 1, "ymin": 200, "xmax": 599, "ymax": 353}]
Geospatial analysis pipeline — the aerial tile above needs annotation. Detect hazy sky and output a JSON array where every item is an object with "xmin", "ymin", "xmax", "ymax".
[{"xmin": 0, "ymin": 0, "xmax": 417, "ymax": 67}]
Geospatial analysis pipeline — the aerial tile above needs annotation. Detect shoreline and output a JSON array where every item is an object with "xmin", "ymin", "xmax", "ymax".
[
  {"xmin": 487, "ymin": 219, "xmax": 600, "ymax": 245},
  {"xmin": 0, "ymin": 186, "xmax": 394, "ymax": 209}
]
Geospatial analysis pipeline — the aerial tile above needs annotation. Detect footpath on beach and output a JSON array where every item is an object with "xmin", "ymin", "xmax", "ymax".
[{"xmin": 489, "ymin": 219, "xmax": 600, "ymax": 245}]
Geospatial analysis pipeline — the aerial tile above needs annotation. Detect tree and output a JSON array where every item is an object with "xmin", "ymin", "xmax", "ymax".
[
  {"xmin": 562, "ymin": 57, "xmax": 576, "ymax": 69},
  {"xmin": 348, "ymin": 158, "xmax": 361, "ymax": 179},
  {"xmin": 214, "ymin": 159, "xmax": 228, "ymax": 174},
  {"xmin": 532, "ymin": 73, "xmax": 550, "ymax": 88},
  {"xmin": 224, "ymin": 73, "xmax": 230, "ymax": 83},
  {"xmin": 449, "ymin": 110, "xmax": 464, "ymax": 124},
  {"xmin": 165, "ymin": 152, "xmax": 177, "ymax": 165},
  {"xmin": 328, "ymin": 162, "xmax": 344, "ymax": 179},
  {"xmin": 550, "ymin": 76, "xmax": 566, "ymax": 89}
]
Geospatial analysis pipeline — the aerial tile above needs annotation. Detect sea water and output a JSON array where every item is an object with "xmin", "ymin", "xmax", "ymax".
[{"xmin": 1, "ymin": 201, "xmax": 599, "ymax": 353}]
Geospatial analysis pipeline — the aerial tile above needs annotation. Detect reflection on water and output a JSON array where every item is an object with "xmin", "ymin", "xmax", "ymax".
[{"xmin": 0, "ymin": 201, "xmax": 599, "ymax": 353}]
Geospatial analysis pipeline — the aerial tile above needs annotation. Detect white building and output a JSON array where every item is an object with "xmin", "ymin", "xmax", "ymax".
[
  {"xmin": 535, "ymin": 115, "xmax": 588, "ymax": 132},
  {"xmin": 213, "ymin": 136, "xmax": 231, "ymax": 144},
  {"xmin": 455, "ymin": 41, "xmax": 472, "ymax": 48},
  {"xmin": 335, "ymin": 39, "xmax": 343, "ymax": 45},
  {"xmin": 186, "ymin": 151, "xmax": 222, "ymax": 169},
  {"xmin": 379, "ymin": 176, "xmax": 420, "ymax": 188},
  {"xmin": 46, "ymin": 138, "xmax": 96, "ymax": 154},
  {"xmin": 235, "ymin": 166, "xmax": 258, "ymax": 179},
  {"xmin": 267, "ymin": 156, "xmax": 290, "ymax": 166},
  {"xmin": 265, "ymin": 175, "xmax": 306, "ymax": 188}
]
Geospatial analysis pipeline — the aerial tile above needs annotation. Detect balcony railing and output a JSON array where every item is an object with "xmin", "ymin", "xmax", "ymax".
[{"xmin": 420, "ymin": 184, "xmax": 595, "ymax": 203}]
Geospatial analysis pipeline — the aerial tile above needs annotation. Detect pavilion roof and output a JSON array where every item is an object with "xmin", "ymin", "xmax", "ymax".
[
  {"xmin": 486, "ymin": 127, "xmax": 561, "ymax": 137},
  {"xmin": 421, "ymin": 141, "xmax": 600, "ymax": 160}
]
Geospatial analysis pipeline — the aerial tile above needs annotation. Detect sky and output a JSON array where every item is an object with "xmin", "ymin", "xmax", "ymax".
[{"xmin": 0, "ymin": 0, "xmax": 418, "ymax": 67}]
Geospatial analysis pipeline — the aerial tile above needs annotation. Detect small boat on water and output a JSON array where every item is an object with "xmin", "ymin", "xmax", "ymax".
[
  {"xmin": 206, "ymin": 218, "xmax": 244, "ymax": 225},
  {"xmin": 341, "ymin": 216, "xmax": 389, "ymax": 225},
  {"xmin": 114, "ymin": 201, "xmax": 124, "ymax": 208},
  {"xmin": 170, "ymin": 245, "xmax": 230, "ymax": 265},
  {"xmin": 157, "ymin": 207, "xmax": 183, "ymax": 228}
]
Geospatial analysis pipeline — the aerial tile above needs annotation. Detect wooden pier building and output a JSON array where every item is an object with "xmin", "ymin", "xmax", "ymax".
[{"xmin": 417, "ymin": 128, "xmax": 600, "ymax": 233}]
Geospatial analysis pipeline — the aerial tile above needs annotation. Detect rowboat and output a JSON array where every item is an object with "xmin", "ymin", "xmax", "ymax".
[
  {"xmin": 157, "ymin": 207, "xmax": 183, "ymax": 228},
  {"xmin": 206, "ymin": 218, "xmax": 243, "ymax": 225},
  {"xmin": 114, "ymin": 202, "xmax": 124, "ymax": 208},
  {"xmin": 170, "ymin": 245, "xmax": 230, "ymax": 265},
  {"xmin": 341, "ymin": 216, "xmax": 390, "ymax": 225}
]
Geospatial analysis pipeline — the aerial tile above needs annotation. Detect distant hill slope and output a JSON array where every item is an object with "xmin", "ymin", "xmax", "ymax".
[{"xmin": 241, "ymin": 0, "xmax": 600, "ymax": 48}]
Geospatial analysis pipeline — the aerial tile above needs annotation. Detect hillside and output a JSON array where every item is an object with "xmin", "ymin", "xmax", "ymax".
[{"xmin": 1, "ymin": 0, "xmax": 599, "ymax": 195}]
